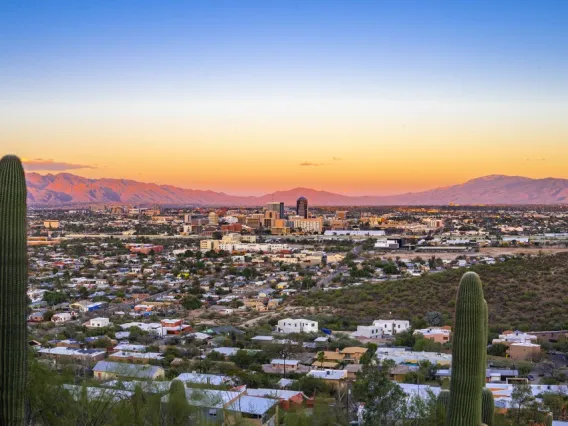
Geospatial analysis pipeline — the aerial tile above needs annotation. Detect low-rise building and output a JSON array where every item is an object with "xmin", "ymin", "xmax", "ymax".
[
  {"xmin": 375, "ymin": 347, "xmax": 452, "ymax": 366},
  {"xmin": 507, "ymin": 342, "xmax": 541, "ymax": 361},
  {"xmin": 93, "ymin": 361, "xmax": 165, "ymax": 381},
  {"xmin": 413, "ymin": 327, "xmax": 451, "ymax": 344},
  {"xmin": 38, "ymin": 347, "xmax": 106, "ymax": 364},
  {"xmin": 371, "ymin": 320, "xmax": 410, "ymax": 336},
  {"xmin": 52, "ymin": 312, "xmax": 73, "ymax": 324},
  {"xmin": 276, "ymin": 318, "xmax": 318, "ymax": 334},
  {"xmin": 83, "ymin": 317, "xmax": 111, "ymax": 328}
]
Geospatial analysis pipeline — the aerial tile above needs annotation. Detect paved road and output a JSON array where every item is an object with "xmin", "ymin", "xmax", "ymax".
[{"xmin": 317, "ymin": 242, "xmax": 365, "ymax": 289}]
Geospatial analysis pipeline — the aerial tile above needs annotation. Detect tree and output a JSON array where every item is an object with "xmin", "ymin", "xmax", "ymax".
[
  {"xmin": 316, "ymin": 351, "xmax": 326, "ymax": 369},
  {"xmin": 43, "ymin": 310, "xmax": 55, "ymax": 322},
  {"xmin": 181, "ymin": 295, "xmax": 201, "ymax": 310},
  {"xmin": 413, "ymin": 335, "xmax": 443, "ymax": 353},
  {"xmin": 487, "ymin": 343, "xmax": 508, "ymax": 357},
  {"xmin": 511, "ymin": 383, "xmax": 534, "ymax": 425},
  {"xmin": 424, "ymin": 311, "xmax": 444, "ymax": 327},
  {"xmin": 43, "ymin": 290, "xmax": 67, "ymax": 306},
  {"xmin": 353, "ymin": 360, "xmax": 408, "ymax": 424}
]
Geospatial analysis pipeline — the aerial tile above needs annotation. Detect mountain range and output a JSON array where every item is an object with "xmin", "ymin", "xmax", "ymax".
[{"xmin": 25, "ymin": 172, "xmax": 568, "ymax": 206}]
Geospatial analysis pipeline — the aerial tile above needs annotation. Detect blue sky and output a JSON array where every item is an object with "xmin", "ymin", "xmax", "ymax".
[
  {"xmin": 2, "ymin": 0, "xmax": 567, "ymax": 100},
  {"xmin": 1, "ymin": 1, "xmax": 567, "ymax": 195}
]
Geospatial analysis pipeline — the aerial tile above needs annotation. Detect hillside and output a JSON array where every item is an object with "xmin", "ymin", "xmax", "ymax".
[
  {"xmin": 292, "ymin": 253, "xmax": 568, "ymax": 331},
  {"xmin": 25, "ymin": 172, "xmax": 568, "ymax": 206}
]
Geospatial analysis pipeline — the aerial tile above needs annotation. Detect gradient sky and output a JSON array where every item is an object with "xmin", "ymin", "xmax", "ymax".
[{"xmin": 1, "ymin": 1, "xmax": 567, "ymax": 195}]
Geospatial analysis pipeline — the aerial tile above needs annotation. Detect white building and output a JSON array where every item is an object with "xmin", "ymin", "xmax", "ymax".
[
  {"xmin": 84, "ymin": 317, "xmax": 111, "ymax": 328},
  {"xmin": 375, "ymin": 347, "xmax": 452, "ymax": 366},
  {"xmin": 372, "ymin": 320, "xmax": 410, "ymax": 336},
  {"xmin": 276, "ymin": 318, "xmax": 318, "ymax": 334},
  {"xmin": 374, "ymin": 239, "xmax": 401, "ymax": 249},
  {"xmin": 52, "ymin": 312, "xmax": 73, "ymax": 324},
  {"xmin": 291, "ymin": 218, "xmax": 323, "ymax": 234},
  {"xmin": 351, "ymin": 325, "xmax": 386, "ymax": 339},
  {"xmin": 492, "ymin": 330, "xmax": 538, "ymax": 345}
]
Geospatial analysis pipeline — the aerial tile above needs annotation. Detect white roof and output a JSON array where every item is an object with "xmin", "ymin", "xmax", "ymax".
[
  {"xmin": 307, "ymin": 370, "xmax": 347, "ymax": 380},
  {"xmin": 227, "ymin": 395, "xmax": 278, "ymax": 415},
  {"xmin": 63, "ymin": 385, "xmax": 133, "ymax": 402},
  {"xmin": 188, "ymin": 332, "xmax": 211, "ymax": 340},
  {"xmin": 246, "ymin": 388, "xmax": 303, "ymax": 400},
  {"xmin": 110, "ymin": 351, "xmax": 163, "ymax": 360},
  {"xmin": 103, "ymin": 380, "xmax": 172, "ymax": 393},
  {"xmin": 38, "ymin": 347, "xmax": 105, "ymax": 358},
  {"xmin": 252, "ymin": 336, "xmax": 274, "ymax": 341},
  {"xmin": 175, "ymin": 372, "xmax": 232, "ymax": 386},
  {"xmin": 271, "ymin": 359, "xmax": 299, "ymax": 366},
  {"xmin": 113, "ymin": 344, "xmax": 147, "ymax": 352}
]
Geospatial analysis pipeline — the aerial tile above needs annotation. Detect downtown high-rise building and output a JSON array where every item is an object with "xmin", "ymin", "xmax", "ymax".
[
  {"xmin": 296, "ymin": 196, "xmax": 308, "ymax": 219},
  {"xmin": 266, "ymin": 201, "xmax": 285, "ymax": 220}
]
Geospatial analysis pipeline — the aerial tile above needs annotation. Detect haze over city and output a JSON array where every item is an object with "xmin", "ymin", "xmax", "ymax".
[{"xmin": 2, "ymin": 1, "xmax": 567, "ymax": 195}]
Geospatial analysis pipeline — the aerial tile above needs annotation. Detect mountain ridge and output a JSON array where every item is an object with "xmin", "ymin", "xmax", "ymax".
[{"xmin": 24, "ymin": 172, "xmax": 568, "ymax": 206}]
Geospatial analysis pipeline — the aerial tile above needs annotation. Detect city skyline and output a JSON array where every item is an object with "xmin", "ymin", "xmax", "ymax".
[{"xmin": 2, "ymin": 1, "xmax": 568, "ymax": 195}]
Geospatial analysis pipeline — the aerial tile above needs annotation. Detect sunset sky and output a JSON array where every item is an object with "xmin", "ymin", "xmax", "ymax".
[{"xmin": 1, "ymin": 1, "xmax": 567, "ymax": 195}]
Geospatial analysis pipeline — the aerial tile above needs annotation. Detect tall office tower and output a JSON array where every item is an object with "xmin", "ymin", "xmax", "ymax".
[
  {"xmin": 279, "ymin": 202, "xmax": 285, "ymax": 219},
  {"xmin": 266, "ymin": 202, "xmax": 281, "ymax": 216},
  {"xmin": 296, "ymin": 196, "xmax": 308, "ymax": 219}
]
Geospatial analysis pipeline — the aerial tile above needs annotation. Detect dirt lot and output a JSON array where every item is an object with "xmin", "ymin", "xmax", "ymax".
[{"xmin": 479, "ymin": 247, "xmax": 568, "ymax": 257}]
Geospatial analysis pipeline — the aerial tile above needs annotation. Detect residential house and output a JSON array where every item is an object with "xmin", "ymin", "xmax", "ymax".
[
  {"xmin": 244, "ymin": 388, "xmax": 304, "ymax": 411},
  {"xmin": 160, "ymin": 319, "xmax": 192, "ymax": 335},
  {"xmin": 38, "ymin": 347, "xmax": 106, "ymax": 365},
  {"xmin": 340, "ymin": 347, "xmax": 368, "ymax": 363},
  {"xmin": 92, "ymin": 361, "xmax": 165, "ymax": 381},
  {"xmin": 413, "ymin": 327, "xmax": 451, "ymax": 344},
  {"xmin": 84, "ymin": 317, "xmax": 111, "ymax": 328},
  {"xmin": 372, "ymin": 320, "xmax": 410, "ymax": 336},
  {"xmin": 507, "ymin": 343, "xmax": 541, "ymax": 361},
  {"xmin": 390, "ymin": 365, "xmax": 413, "ymax": 382},
  {"xmin": 306, "ymin": 370, "xmax": 348, "ymax": 388},
  {"xmin": 269, "ymin": 359, "xmax": 299, "ymax": 373},
  {"xmin": 175, "ymin": 372, "xmax": 234, "ymax": 387},
  {"xmin": 375, "ymin": 347, "xmax": 452, "ymax": 367},
  {"xmin": 28, "ymin": 311, "xmax": 45, "ymax": 322},
  {"xmin": 276, "ymin": 318, "xmax": 318, "ymax": 334},
  {"xmin": 107, "ymin": 351, "xmax": 163, "ymax": 364},
  {"xmin": 52, "ymin": 312, "xmax": 73, "ymax": 324},
  {"xmin": 161, "ymin": 388, "xmax": 278, "ymax": 426}
]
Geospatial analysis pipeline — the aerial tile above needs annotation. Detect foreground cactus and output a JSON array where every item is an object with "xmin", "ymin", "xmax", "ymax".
[
  {"xmin": 481, "ymin": 388, "xmax": 494, "ymax": 426},
  {"xmin": 167, "ymin": 380, "xmax": 190, "ymax": 426},
  {"xmin": 0, "ymin": 155, "xmax": 28, "ymax": 425},
  {"xmin": 544, "ymin": 412, "xmax": 553, "ymax": 426},
  {"xmin": 436, "ymin": 389, "xmax": 450, "ymax": 423},
  {"xmin": 445, "ymin": 272, "xmax": 487, "ymax": 426}
]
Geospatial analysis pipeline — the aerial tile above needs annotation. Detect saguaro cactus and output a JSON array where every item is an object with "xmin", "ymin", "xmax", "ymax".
[
  {"xmin": 445, "ymin": 272, "xmax": 487, "ymax": 426},
  {"xmin": 0, "ymin": 155, "xmax": 28, "ymax": 425},
  {"xmin": 481, "ymin": 388, "xmax": 494, "ymax": 426},
  {"xmin": 544, "ymin": 412, "xmax": 553, "ymax": 426},
  {"xmin": 436, "ymin": 389, "xmax": 450, "ymax": 423},
  {"xmin": 167, "ymin": 380, "xmax": 190, "ymax": 426}
]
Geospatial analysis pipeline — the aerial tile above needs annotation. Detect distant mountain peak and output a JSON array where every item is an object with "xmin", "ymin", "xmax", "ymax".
[{"xmin": 24, "ymin": 172, "xmax": 568, "ymax": 206}]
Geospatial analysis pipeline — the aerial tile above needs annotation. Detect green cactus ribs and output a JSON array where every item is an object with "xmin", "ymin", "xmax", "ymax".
[
  {"xmin": 481, "ymin": 388, "xmax": 494, "ymax": 426},
  {"xmin": 445, "ymin": 272, "xmax": 487, "ymax": 426},
  {"xmin": 0, "ymin": 155, "xmax": 28, "ymax": 426}
]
